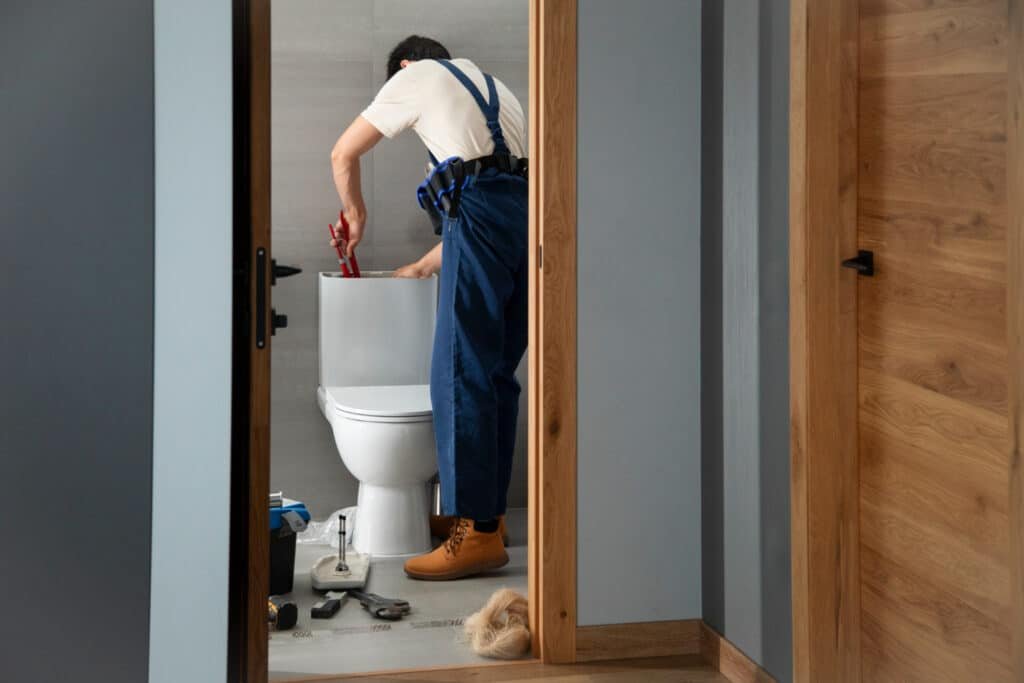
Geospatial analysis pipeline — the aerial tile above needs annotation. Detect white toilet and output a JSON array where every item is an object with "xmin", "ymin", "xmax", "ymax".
[{"xmin": 316, "ymin": 271, "xmax": 438, "ymax": 557}]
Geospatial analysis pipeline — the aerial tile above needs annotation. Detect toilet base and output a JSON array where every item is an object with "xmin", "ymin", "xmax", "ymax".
[{"xmin": 353, "ymin": 482, "xmax": 432, "ymax": 557}]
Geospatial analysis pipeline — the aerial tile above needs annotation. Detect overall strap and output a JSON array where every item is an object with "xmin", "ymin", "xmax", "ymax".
[{"xmin": 435, "ymin": 59, "xmax": 510, "ymax": 155}]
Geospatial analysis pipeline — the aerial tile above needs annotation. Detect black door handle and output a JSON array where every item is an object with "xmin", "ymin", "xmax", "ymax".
[
  {"xmin": 256, "ymin": 251, "xmax": 297, "ymax": 348},
  {"xmin": 271, "ymin": 260, "xmax": 302, "ymax": 285},
  {"xmin": 841, "ymin": 250, "xmax": 874, "ymax": 276},
  {"xmin": 256, "ymin": 248, "xmax": 267, "ymax": 348}
]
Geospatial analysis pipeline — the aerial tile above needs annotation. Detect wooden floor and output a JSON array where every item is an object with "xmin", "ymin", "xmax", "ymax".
[{"xmin": 283, "ymin": 656, "xmax": 729, "ymax": 682}]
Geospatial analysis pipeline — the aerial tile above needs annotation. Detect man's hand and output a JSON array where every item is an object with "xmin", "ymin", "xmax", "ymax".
[
  {"xmin": 330, "ymin": 207, "xmax": 366, "ymax": 258},
  {"xmin": 394, "ymin": 243, "xmax": 442, "ymax": 279},
  {"xmin": 393, "ymin": 261, "xmax": 432, "ymax": 279}
]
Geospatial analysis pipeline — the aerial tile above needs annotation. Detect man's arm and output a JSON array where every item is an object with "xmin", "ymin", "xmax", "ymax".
[
  {"xmin": 330, "ymin": 116, "xmax": 384, "ymax": 257},
  {"xmin": 394, "ymin": 242, "xmax": 442, "ymax": 279}
]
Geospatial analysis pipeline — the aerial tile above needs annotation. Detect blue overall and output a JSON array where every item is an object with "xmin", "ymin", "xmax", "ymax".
[{"xmin": 428, "ymin": 60, "xmax": 527, "ymax": 521}]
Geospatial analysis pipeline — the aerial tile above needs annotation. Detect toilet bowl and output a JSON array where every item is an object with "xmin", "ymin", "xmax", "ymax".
[
  {"xmin": 326, "ymin": 385, "xmax": 436, "ymax": 556},
  {"xmin": 318, "ymin": 272, "xmax": 438, "ymax": 557}
]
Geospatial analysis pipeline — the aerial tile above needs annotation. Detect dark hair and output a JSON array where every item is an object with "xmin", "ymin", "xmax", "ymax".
[{"xmin": 387, "ymin": 35, "xmax": 451, "ymax": 79}]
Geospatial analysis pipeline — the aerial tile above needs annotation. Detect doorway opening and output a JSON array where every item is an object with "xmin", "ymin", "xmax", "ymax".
[
  {"xmin": 228, "ymin": 1, "xmax": 578, "ymax": 681},
  {"xmin": 270, "ymin": 3, "xmax": 528, "ymax": 678}
]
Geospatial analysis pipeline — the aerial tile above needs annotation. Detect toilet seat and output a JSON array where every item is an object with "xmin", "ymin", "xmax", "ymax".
[{"xmin": 327, "ymin": 384, "xmax": 432, "ymax": 424}]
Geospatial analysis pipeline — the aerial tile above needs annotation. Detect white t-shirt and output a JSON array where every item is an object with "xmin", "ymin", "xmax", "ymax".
[{"xmin": 361, "ymin": 58, "xmax": 526, "ymax": 163}]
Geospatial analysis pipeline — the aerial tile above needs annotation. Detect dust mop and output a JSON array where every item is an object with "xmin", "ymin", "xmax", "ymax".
[{"xmin": 311, "ymin": 513, "xmax": 370, "ymax": 590}]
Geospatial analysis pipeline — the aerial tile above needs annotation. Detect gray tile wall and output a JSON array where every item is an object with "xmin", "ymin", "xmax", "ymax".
[{"xmin": 270, "ymin": 0, "xmax": 530, "ymax": 518}]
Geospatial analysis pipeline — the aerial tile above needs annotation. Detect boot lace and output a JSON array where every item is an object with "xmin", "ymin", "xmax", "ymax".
[{"xmin": 444, "ymin": 518, "xmax": 470, "ymax": 557}]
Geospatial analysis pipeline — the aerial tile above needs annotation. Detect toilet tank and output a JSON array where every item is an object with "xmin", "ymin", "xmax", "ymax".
[{"xmin": 318, "ymin": 271, "xmax": 437, "ymax": 388}]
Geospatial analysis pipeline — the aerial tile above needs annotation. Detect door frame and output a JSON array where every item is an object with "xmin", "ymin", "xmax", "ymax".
[
  {"xmin": 789, "ymin": 2, "xmax": 1024, "ymax": 682},
  {"xmin": 788, "ymin": 2, "xmax": 860, "ymax": 681},
  {"xmin": 227, "ymin": 1, "xmax": 579, "ymax": 681},
  {"xmin": 1010, "ymin": 4, "xmax": 1024, "ymax": 676}
]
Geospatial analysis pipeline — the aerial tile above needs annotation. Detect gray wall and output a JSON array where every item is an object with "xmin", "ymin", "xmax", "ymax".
[
  {"xmin": 150, "ymin": 1, "xmax": 233, "ymax": 681},
  {"xmin": 0, "ymin": 2, "xmax": 155, "ymax": 682},
  {"xmin": 269, "ymin": 0, "xmax": 530, "ymax": 518},
  {"xmin": 701, "ymin": 1, "xmax": 792, "ymax": 680},
  {"xmin": 722, "ymin": 0, "xmax": 763, "ymax": 661},
  {"xmin": 576, "ymin": 0, "xmax": 703, "ymax": 625}
]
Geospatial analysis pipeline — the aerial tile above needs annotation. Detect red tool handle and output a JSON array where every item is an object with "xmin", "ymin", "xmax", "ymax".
[
  {"xmin": 328, "ymin": 223, "xmax": 351, "ymax": 277},
  {"xmin": 328, "ymin": 212, "xmax": 361, "ymax": 278},
  {"xmin": 343, "ymin": 214, "xmax": 362, "ymax": 278}
]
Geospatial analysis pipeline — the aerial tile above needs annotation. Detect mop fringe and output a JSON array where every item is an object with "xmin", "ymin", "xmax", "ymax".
[{"xmin": 463, "ymin": 588, "xmax": 531, "ymax": 659}]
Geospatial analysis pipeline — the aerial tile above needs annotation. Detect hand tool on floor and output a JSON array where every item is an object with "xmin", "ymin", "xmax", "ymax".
[
  {"xmin": 347, "ymin": 589, "xmax": 411, "ymax": 621},
  {"xmin": 328, "ymin": 212, "xmax": 361, "ymax": 278},
  {"xmin": 310, "ymin": 513, "xmax": 371, "ymax": 590},
  {"xmin": 311, "ymin": 590, "xmax": 347, "ymax": 619},
  {"xmin": 268, "ymin": 596, "xmax": 298, "ymax": 631}
]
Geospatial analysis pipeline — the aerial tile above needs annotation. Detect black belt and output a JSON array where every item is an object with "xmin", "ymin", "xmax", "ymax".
[
  {"xmin": 417, "ymin": 153, "xmax": 529, "ymax": 233},
  {"xmin": 461, "ymin": 152, "xmax": 528, "ymax": 179}
]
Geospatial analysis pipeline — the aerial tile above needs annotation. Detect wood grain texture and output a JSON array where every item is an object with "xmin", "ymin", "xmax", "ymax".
[
  {"xmin": 860, "ymin": 545, "xmax": 1011, "ymax": 682},
  {"xmin": 529, "ymin": 0, "xmax": 577, "ymax": 665},
  {"xmin": 527, "ymin": 0, "xmax": 540, "ymax": 658},
  {"xmin": 700, "ymin": 624, "xmax": 776, "ymax": 683},
  {"xmin": 860, "ymin": 422, "xmax": 1009, "ymax": 557},
  {"xmin": 1008, "ymin": 0, "xmax": 1024, "ymax": 677},
  {"xmin": 574, "ymin": 621, "xmax": 702, "ymax": 663},
  {"xmin": 857, "ymin": 0, "xmax": 1013, "ymax": 679},
  {"xmin": 788, "ymin": 3, "xmax": 809, "ymax": 678},
  {"xmin": 860, "ymin": 0, "xmax": 1008, "ymax": 77},
  {"xmin": 789, "ymin": 0, "xmax": 862, "ymax": 681},
  {"xmin": 272, "ymin": 655, "xmax": 727, "ymax": 683},
  {"xmin": 859, "ymin": 74, "xmax": 1007, "ymax": 210},
  {"xmin": 859, "ymin": 197, "xmax": 1006, "ymax": 282},
  {"xmin": 862, "ymin": 0, "xmax": 1007, "ymax": 15},
  {"xmin": 857, "ymin": 243, "xmax": 1008, "ymax": 350},
  {"xmin": 245, "ymin": 1, "xmax": 272, "ymax": 681}
]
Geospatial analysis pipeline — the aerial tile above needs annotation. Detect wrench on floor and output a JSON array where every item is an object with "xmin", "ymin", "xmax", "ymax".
[{"xmin": 347, "ymin": 589, "xmax": 411, "ymax": 621}]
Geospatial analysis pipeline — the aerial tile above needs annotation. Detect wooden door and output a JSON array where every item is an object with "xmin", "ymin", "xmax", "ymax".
[
  {"xmin": 229, "ymin": 0, "xmax": 272, "ymax": 681},
  {"xmin": 856, "ymin": 2, "xmax": 1014, "ymax": 680}
]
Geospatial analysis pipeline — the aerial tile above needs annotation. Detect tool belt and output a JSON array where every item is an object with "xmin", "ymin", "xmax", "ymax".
[{"xmin": 416, "ymin": 153, "xmax": 529, "ymax": 235}]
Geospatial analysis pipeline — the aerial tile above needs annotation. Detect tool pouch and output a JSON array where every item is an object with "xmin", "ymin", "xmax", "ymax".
[
  {"xmin": 416, "ymin": 154, "xmax": 529, "ymax": 236},
  {"xmin": 417, "ymin": 156, "xmax": 466, "ymax": 235}
]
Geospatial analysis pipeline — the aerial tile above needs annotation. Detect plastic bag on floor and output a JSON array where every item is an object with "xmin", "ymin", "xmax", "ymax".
[{"xmin": 296, "ymin": 506, "xmax": 357, "ymax": 548}]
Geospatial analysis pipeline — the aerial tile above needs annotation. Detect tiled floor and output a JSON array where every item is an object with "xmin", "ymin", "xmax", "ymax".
[{"xmin": 270, "ymin": 509, "xmax": 528, "ymax": 680}]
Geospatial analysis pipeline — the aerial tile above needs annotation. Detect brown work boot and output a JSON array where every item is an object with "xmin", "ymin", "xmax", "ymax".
[
  {"xmin": 430, "ymin": 514, "xmax": 509, "ymax": 546},
  {"xmin": 405, "ymin": 518, "xmax": 509, "ymax": 581}
]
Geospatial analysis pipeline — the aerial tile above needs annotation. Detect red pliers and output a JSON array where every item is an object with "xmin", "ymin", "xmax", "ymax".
[{"xmin": 328, "ymin": 211, "xmax": 361, "ymax": 278}]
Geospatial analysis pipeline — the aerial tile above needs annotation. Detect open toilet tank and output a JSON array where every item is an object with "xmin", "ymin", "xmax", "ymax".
[
  {"xmin": 317, "ymin": 271, "xmax": 436, "ymax": 399},
  {"xmin": 317, "ymin": 271, "xmax": 439, "ymax": 556}
]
